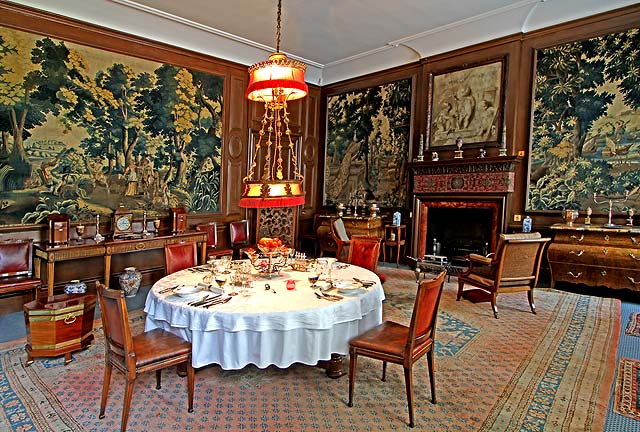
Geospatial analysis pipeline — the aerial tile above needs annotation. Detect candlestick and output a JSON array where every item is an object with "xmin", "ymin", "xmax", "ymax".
[{"xmin": 416, "ymin": 134, "xmax": 424, "ymax": 161}]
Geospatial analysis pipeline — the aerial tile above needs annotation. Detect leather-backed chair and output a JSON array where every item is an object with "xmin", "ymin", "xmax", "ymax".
[
  {"xmin": 456, "ymin": 232, "xmax": 551, "ymax": 318},
  {"xmin": 330, "ymin": 218, "xmax": 351, "ymax": 261},
  {"xmin": 196, "ymin": 222, "xmax": 233, "ymax": 260},
  {"xmin": 300, "ymin": 213, "xmax": 321, "ymax": 257},
  {"xmin": 347, "ymin": 235, "xmax": 386, "ymax": 284},
  {"xmin": 348, "ymin": 271, "xmax": 447, "ymax": 428},
  {"xmin": 229, "ymin": 219, "xmax": 250, "ymax": 259},
  {"xmin": 164, "ymin": 241, "xmax": 198, "ymax": 275},
  {"xmin": 0, "ymin": 239, "xmax": 41, "ymax": 300},
  {"xmin": 96, "ymin": 282, "xmax": 194, "ymax": 432}
]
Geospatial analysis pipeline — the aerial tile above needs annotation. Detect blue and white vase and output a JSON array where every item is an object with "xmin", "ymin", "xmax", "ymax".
[
  {"xmin": 119, "ymin": 267, "xmax": 142, "ymax": 297},
  {"xmin": 522, "ymin": 216, "xmax": 533, "ymax": 233},
  {"xmin": 64, "ymin": 279, "xmax": 87, "ymax": 294},
  {"xmin": 392, "ymin": 212, "xmax": 401, "ymax": 226}
]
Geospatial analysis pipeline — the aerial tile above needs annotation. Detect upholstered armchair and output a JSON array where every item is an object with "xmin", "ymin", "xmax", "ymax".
[
  {"xmin": 347, "ymin": 235, "xmax": 386, "ymax": 283},
  {"xmin": 456, "ymin": 232, "xmax": 551, "ymax": 318},
  {"xmin": 330, "ymin": 218, "xmax": 351, "ymax": 261},
  {"xmin": 0, "ymin": 239, "xmax": 41, "ymax": 300}
]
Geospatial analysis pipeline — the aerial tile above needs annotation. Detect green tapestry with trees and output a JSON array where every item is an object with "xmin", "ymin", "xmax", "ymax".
[
  {"xmin": 0, "ymin": 27, "xmax": 224, "ymax": 226},
  {"xmin": 529, "ymin": 27, "xmax": 640, "ymax": 213}
]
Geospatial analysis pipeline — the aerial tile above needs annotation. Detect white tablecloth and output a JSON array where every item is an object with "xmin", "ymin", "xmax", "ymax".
[{"xmin": 143, "ymin": 264, "xmax": 385, "ymax": 369}]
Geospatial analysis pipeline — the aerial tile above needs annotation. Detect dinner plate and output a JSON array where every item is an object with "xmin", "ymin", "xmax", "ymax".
[
  {"xmin": 173, "ymin": 285, "xmax": 201, "ymax": 299},
  {"xmin": 332, "ymin": 280, "xmax": 361, "ymax": 292}
]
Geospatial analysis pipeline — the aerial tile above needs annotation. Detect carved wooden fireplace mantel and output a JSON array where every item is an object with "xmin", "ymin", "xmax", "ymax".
[
  {"xmin": 409, "ymin": 156, "xmax": 522, "ymax": 258},
  {"xmin": 410, "ymin": 156, "xmax": 521, "ymax": 195}
]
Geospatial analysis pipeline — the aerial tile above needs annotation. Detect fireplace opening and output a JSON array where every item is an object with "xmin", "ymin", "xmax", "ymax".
[{"xmin": 426, "ymin": 207, "xmax": 493, "ymax": 266}]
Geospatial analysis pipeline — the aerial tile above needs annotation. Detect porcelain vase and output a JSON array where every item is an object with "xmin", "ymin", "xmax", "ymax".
[
  {"xmin": 64, "ymin": 279, "xmax": 87, "ymax": 294},
  {"xmin": 119, "ymin": 267, "xmax": 142, "ymax": 297}
]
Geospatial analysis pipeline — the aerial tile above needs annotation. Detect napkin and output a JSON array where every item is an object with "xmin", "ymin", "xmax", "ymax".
[{"xmin": 197, "ymin": 283, "xmax": 224, "ymax": 295}]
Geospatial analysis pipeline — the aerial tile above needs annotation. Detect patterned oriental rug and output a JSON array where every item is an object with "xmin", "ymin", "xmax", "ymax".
[
  {"xmin": 626, "ymin": 312, "xmax": 640, "ymax": 337},
  {"xmin": 0, "ymin": 268, "xmax": 620, "ymax": 431}
]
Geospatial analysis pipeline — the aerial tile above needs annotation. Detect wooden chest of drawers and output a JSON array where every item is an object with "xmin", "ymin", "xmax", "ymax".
[{"xmin": 547, "ymin": 224, "xmax": 640, "ymax": 291}]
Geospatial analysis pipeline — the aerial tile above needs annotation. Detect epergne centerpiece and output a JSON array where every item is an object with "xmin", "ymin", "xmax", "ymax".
[{"xmin": 245, "ymin": 237, "xmax": 290, "ymax": 278}]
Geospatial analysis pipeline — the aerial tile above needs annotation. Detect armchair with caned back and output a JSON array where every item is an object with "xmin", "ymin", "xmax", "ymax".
[{"xmin": 456, "ymin": 232, "xmax": 551, "ymax": 319}]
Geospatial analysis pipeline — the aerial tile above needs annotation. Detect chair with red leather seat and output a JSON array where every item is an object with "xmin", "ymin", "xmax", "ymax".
[
  {"xmin": 196, "ymin": 222, "xmax": 233, "ymax": 260},
  {"xmin": 348, "ymin": 270, "xmax": 447, "ymax": 428},
  {"xmin": 96, "ymin": 282, "xmax": 194, "ymax": 432},
  {"xmin": 347, "ymin": 235, "xmax": 386, "ymax": 283},
  {"xmin": 164, "ymin": 241, "xmax": 198, "ymax": 275},
  {"xmin": 0, "ymin": 239, "xmax": 41, "ymax": 300}
]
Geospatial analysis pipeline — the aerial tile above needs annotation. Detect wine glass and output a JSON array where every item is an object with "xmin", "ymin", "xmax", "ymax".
[
  {"xmin": 153, "ymin": 219, "xmax": 161, "ymax": 233},
  {"xmin": 308, "ymin": 273, "xmax": 319, "ymax": 288},
  {"xmin": 75, "ymin": 224, "xmax": 85, "ymax": 243},
  {"xmin": 215, "ymin": 273, "xmax": 228, "ymax": 294}
]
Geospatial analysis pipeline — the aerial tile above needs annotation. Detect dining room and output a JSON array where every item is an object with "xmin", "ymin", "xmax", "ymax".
[{"xmin": 1, "ymin": 0, "xmax": 640, "ymax": 431}]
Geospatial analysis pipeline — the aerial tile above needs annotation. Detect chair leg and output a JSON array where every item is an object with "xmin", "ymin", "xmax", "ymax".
[
  {"xmin": 187, "ymin": 360, "xmax": 194, "ymax": 413},
  {"xmin": 155, "ymin": 369, "xmax": 162, "ymax": 389},
  {"xmin": 99, "ymin": 363, "xmax": 112, "ymax": 419},
  {"xmin": 456, "ymin": 279, "xmax": 465, "ymax": 301},
  {"xmin": 381, "ymin": 361, "xmax": 387, "ymax": 381},
  {"xmin": 427, "ymin": 350, "xmax": 436, "ymax": 404},
  {"xmin": 403, "ymin": 366, "xmax": 415, "ymax": 428},
  {"xmin": 491, "ymin": 293, "xmax": 499, "ymax": 319},
  {"xmin": 121, "ymin": 378, "xmax": 136, "ymax": 432},
  {"xmin": 528, "ymin": 290, "xmax": 536, "ymax": 314},
  {"xmin": 347, "ymin": 348, "xmax": 357, "ymax": 407}
]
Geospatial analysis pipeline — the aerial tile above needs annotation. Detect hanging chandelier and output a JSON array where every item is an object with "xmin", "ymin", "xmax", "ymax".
[{"xmin": 240, "ymin": 0, "xmax": 308, "ymax": 208}]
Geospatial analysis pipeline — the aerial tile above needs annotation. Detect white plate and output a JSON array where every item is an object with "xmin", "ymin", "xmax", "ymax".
[
  {"xmin": 333, "ymin": 280, "xmax": 360, "ymax": 292},
  {"xmin": 173, "ymin": 285, "xmax": 201, "ymax": 299}
]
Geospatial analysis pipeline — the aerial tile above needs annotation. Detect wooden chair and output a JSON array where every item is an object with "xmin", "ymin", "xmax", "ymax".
[
  {"xmin": 300, "ymin": 213, "xmax": 321, "ymax": 257},
  {"xmin": 347, "ymin": 235, "xmax": 386, "ymax": 283},
  {"xmin": 229, "ymin": 219, "xmax": 250, "ymax": 259},
  {"xmin": 456, "ymin": 232, "xmax": 551, "ymax": 319},
  {"xmin": 196, "ymin": 222, "xmax": 233, "ymax": 260},
  {"xmin": 0, "ymin": 239, "xmax": 41, "ymax": 300},
  {"xmin": 96, "ymin": 282, "xmax": 194, "ymax": 432},
  {"xmin": 164, "ymin": 241, "xmax": 198, "ymax": 275},
  {"xmin": 348, "ymin": 271, "xmax": 447, "ymax": 428},
  {"xmin": 330, "ymin": 218, "xmax": 351, "ymax": 261}
]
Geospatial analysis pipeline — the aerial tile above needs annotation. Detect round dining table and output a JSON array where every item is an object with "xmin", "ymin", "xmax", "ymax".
[{"xmin": 143, "ymin": 263, "xmax": 385, "ymax": 372}]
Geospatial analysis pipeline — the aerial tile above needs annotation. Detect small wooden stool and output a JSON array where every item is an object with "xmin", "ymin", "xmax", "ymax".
[{"xmin": 383, "ymin": 224, "xmax": 406, "ymax": 267}]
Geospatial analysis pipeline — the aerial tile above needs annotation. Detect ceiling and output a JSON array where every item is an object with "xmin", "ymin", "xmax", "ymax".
[{"xmin": 11, "ymin": 0, "xmax": 640, "ymax": 85}]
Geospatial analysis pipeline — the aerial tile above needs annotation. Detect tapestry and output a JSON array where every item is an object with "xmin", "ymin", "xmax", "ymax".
[
  {"xmin": 626, "ymin": 312, "xmax": 640, "ymax": 337},
  {"xmin": 614, "ymin": 357, "xmax": 640, "ymax": 421},
  {"xmin": 528, "ymin": 26, "xmax": 640, "ymax": 212},
  {"xmin": 324, "ymin": 79, "xmax": 412, "ymax": 207},
  {"xmin": 0, "ymin": 26, "xmax": 224, "ymax": 226}
]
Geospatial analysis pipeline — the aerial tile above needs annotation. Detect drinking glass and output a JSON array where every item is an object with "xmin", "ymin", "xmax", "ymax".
[
  {"xmin": 215, "ymin": 273, "xmax": 228, "ymax": 293},
  {"xmin": 308, "ymin": 273, "xmax": 319, "ymax": 288}
]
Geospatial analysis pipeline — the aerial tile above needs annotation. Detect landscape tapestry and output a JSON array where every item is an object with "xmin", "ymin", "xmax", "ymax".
[
  {"xmin": 324, "ymin": 78, "xmax": 411, "ymax": 207},
  {"xmin": 528, "ymin": 27, "xmax": 640, "ymax": 213},
  {"xmin": 0, "ymin": 26, "xmax": 224, "ymax": 226}
]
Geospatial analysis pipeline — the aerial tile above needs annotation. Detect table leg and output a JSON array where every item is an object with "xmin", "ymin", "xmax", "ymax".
[
  {"xmin": 317, "ymin": 353, "xmax": 345, "ymax": 379},
  {"xmin": 104, "ymin": 255, "xmax": 112, "ymax": 288},
  {"xmin": 46, "ymin": 261, "xmax": 55, "ymax": 297}
]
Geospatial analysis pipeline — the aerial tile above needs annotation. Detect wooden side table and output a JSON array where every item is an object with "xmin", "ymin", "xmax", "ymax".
[{"xmin": 383, "ymin": 224, "xmax": 406, "ymax": 267}]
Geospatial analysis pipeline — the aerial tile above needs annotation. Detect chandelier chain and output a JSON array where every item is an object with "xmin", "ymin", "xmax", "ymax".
[{"xmin": 275, "ymin": 0, "xmax": 282, "ymax": 52}]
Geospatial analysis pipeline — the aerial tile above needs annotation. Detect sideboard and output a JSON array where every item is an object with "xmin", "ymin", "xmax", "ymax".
[
  {"xmin": 34, "ymin": 231, "xmax": 207, "ymax": 296},
  {"xmin": 547, "ymin": 224, "xmax": 640, "ymax": 291}
]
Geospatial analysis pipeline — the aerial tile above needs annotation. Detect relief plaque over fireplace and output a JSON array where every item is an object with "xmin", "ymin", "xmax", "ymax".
[{"xmin": 409, "ymin": 156, "xmax": 521, "ymax": 263}]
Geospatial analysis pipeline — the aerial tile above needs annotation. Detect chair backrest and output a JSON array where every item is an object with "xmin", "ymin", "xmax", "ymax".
[
  {"xmin": 348, "ymin": 235, "xmax": 381, "ymax": 272},
  {"xmin": 332, "ymin": 218, "xmax": 350, "ymax": 242},
  {"xmin": 164, "ymin": 241, "xmax": 198, "ymax": 275},
  {"xmin": 96, "ymin": 282, "xmax": 134, "ymax": 366},
  {"xmin": 196, "ymin": 222, "xmax": 218, "ymax": 247},
  {"xmin": 405, "ymin": 271, "xmax": 447, "ymax": 362},
  {"xmin": 495, "ymin": 233, "xmax": 550, "ymax": 282},
  {"xmin": 0, "ymin": 239, "xmax": 33, "ymax": 277},
  {"xmin": 230, "ymin": 220, "xmax": 249, "ymax": 245}
]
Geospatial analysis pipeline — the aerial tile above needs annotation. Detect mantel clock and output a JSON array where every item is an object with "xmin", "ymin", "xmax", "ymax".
[{"xmin": 112, "ymin": 205, "xmax": 134, "ymax": 239}]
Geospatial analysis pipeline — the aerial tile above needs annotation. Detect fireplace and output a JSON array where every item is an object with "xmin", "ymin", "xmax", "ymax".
[{"xmin": 409, "ymin": 156, "xmax": 521, "ymax": 262}]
